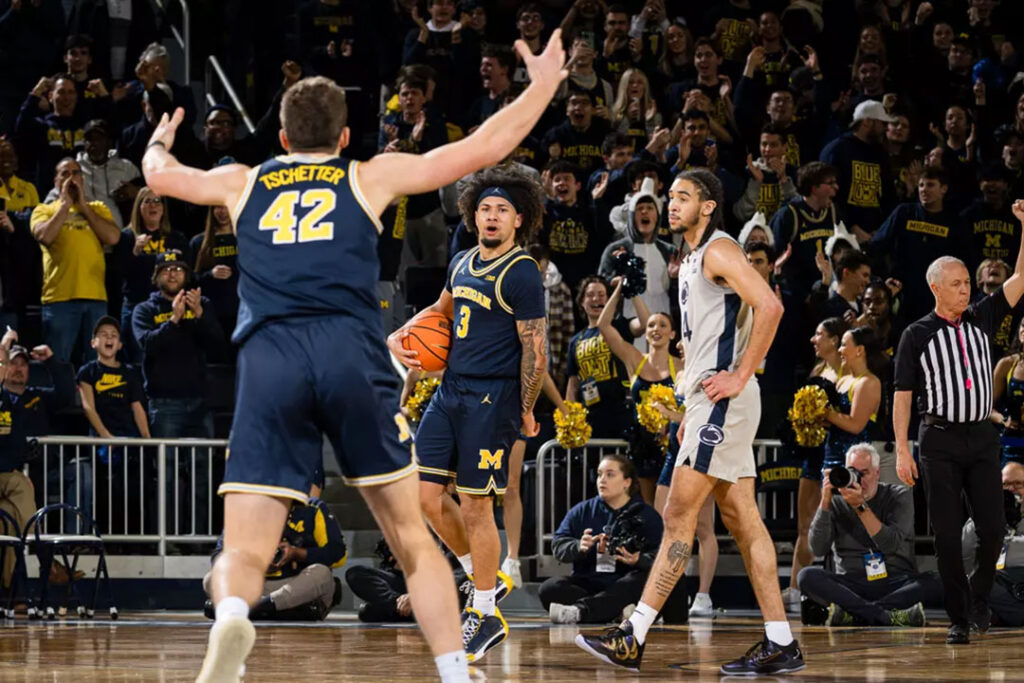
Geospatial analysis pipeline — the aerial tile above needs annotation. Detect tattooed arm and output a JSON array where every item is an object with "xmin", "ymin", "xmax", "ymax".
[{"xmin": 517, "ymin": 316, "xmax": 549, "ymax": 436}]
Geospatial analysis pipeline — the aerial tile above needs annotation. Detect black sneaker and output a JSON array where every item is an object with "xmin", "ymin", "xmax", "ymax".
[
  {"xmin": 969, "ymin": 601, "xmax": 991, "ymax": 634},
  {"xmin": 719, "ymin": 635, "xmax": 806, "ymax": 675},
  {"xmin": 947, "ymin": 623, "xmax": 970, "ymax": 644},
  {"xmin": 574, "ymin": 620, "xmax": 645, "ymax": 672}
]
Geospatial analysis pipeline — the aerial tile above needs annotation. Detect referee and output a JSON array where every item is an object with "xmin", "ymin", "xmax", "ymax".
[{"xmin": 894, "ymin": 202, "xmax": 1024, "ymax": 645}]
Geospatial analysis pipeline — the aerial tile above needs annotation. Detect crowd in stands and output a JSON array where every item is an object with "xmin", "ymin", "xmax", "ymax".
[{"xmin": 4, "ymin": 0, "xmax": 1024, "ymax": 623}]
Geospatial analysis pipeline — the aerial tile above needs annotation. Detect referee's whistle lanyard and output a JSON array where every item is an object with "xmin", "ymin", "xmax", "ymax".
[{"xmin": 937, "ymin": 312, "xmax": 973, "ymax": 391}]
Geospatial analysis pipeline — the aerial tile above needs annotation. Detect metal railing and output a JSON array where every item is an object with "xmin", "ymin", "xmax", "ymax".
[
  {"xmin": 205, "ymin": 55, "xmax": 256, "ymax": 135},
  {"xmin": 532, "ymin": 438, "xmax": 904, "ymax": 566},
  {"xmin": 26, "ymin": 437, "xmax": 227, "ymax": 556},
  {"xmin": 158, "ymin": 0, "xmax": 191, "ymax": 80}
]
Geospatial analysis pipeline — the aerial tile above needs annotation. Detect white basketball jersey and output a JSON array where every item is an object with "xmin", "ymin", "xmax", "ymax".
[{"xmin": 679, "ymin": 231, "xmax": 753, "ymax": 397}]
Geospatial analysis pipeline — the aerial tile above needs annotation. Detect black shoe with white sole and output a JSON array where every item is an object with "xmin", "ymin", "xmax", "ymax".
[{"xmin": 719, "ymin": 635, "xmax": 806, "ymax": 675}]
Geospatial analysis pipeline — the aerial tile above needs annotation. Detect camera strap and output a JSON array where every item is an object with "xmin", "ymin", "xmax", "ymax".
[{"xmin": 833, "ymin": 501, "xmax": 886, "ymax": 579}]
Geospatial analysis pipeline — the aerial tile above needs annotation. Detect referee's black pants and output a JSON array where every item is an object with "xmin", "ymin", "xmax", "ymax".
[{"xmin": 919, "ymin": 420, "xmax": 1005, "ymax": 626}]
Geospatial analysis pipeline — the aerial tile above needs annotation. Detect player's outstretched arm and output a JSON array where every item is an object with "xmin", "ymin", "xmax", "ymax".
[
  {"xmin": 357, "ymin": 30, "xmax": 568, "ymax": 216},
  {"xmin": 142, "ymin": 108, "xmax": 251, "ymax": 209},
  {"xmin": 700, "ymin": 239, "xmax": 783, "ymax": 403}
]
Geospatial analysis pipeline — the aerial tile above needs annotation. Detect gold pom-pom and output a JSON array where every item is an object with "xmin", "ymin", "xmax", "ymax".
[
  {"xmin": 787, "ymin": 385, "xmax": 830, "ymax": 447},
  {"xmin": 405, "ymin": 377, "xmax": 441, "ymax": 423},
  {"xmin": 637, "ymin": 384, "xmax": 680, "ymax": 434},
  {"xmin": 554, "ymin": 401, "xmax": 592, "ymax": 448}
]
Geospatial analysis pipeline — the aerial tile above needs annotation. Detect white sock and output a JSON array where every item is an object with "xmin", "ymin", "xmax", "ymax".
[
  {"xmin": 626, "ymin": 601, "xmax": 659, "ymax": 644},
  {"xmin": 435, "ymin": 650, "xmax": 470, "ymax": 683},
  {"xmin": 696, "ymin": 592, "xmax": 711, "ymax": 602},
  {"xmin": 215, "ymin": 596, "xmax": 248, "ymax": 622},
  {"xmin": 765, "ymin": 620, "xmax": 794, "ymax": 646},
  {"xmin": 457, "ymin": 553, "xmax": 474, "ymax": 576},
  {"xmin": 473, "ymin": 587, "xmax": 496, "ymax": 616}
]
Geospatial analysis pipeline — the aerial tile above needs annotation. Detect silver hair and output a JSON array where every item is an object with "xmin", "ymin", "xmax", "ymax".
[
  {"xmin": 846, "ymin": 442, "xmax": 880, "ymax": 470},
  {"xmin": 140, "ymin": 42, "xmax": 169, "ymax": 63},
  {"xmin": 925, "ymin": 256, "xmax": 966, "ymax": 286}
]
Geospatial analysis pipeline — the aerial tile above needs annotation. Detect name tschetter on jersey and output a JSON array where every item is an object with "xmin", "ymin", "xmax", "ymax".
[{"xmin": 258, "ymin": 165, "xmax": 347, "ymax": 190}]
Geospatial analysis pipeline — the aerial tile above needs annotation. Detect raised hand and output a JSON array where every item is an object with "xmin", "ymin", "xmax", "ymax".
[
  {"xmin": 746, "ymin": 154, "xmax": 764, "ymax": 183},
  {"xmin": 148, "ymin": 107, "xmax": 186, "ymax": 152},
  {"xmin": 170, "ymin": 290, "xmax": 186, "ymax": 324},
  {"xmin": 801, "ymin": 45, "xmax": 819, "ymax": 72},
  {"xmin": 133, "ymin": 233, "xmax": 152, "ymax": 256},
  {"xmin": 1012, "ymin": 199, "xmax": 1024, "ymax": 223},
  {"xmin": 517, "ymin": 28, "xmax": 568, "ymax": 95},
  {"xmin": 282, "ymin": 60, "xmax": 302, "ymax": 88},
  {"xmin": 184, "ymin": 288, "xmax": 204, "ymax": 318},
  {"xmin": 592, "ymin": 171, "xmax": 609, "ymax": 200}
]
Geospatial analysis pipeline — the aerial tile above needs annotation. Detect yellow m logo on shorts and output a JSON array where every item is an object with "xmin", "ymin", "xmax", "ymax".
[{"xmin": 477, "ymin": 449, "xmax": 504, "ymax": 470}]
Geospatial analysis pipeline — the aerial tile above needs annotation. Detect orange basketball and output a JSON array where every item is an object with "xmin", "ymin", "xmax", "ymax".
[{"xmin": 402, "ymin": 310, "xmax": 452, "ymax": 372}]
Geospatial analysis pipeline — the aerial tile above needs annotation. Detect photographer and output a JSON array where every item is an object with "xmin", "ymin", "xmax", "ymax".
[
  {"xmin": 345, "ymin": 536, "xmax": 470, "ymax": 623},
  {"xmin": 203, "ymin": 475, "xmax": 346, "ymax": 621},
  {"xmin": 961, "ymin": 463, "xmax": 1024, "ymax": 627},
  {"xmin": 799, "ymin": 443, "xmax": 941, "ymax": 626},
  {"xmin": 539, "ymin": 454, "xmax": 673, "ymax": 624}
]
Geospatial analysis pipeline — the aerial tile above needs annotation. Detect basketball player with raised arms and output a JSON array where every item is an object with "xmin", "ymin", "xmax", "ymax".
[
  {"xmin": 387, "ymin": 168, "xmax": 547, "ymax": 661},
  {"xmin": 576, "ymin": 169, "xmax": 805, "ymax": 675},
  {"xmin": 141, "ymin": 32, "xmax": 566, "ymax": 683}
]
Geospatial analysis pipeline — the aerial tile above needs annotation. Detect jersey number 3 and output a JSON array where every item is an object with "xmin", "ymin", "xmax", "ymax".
[
  {"xmin": 456, "ymin": 305, "xmax": 471, "ymax": 339},
  {"xmin": 258, "ymin": 189, "xmax": 336, "ymax": 244}
]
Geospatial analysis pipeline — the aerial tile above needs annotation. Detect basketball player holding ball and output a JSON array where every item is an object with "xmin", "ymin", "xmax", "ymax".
[{"xmin": 388, "ymin": 168, "xmax": 547, "ymax": 662}]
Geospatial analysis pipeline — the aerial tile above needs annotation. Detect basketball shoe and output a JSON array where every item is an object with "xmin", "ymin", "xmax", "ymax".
[
  {"xmin": 719, "ymin": 634, "xmax": 806, "ymax": 675},
  {"xmin": 574, "ymin": 620, "xmax": 645, "ymax": 672},
  {"xmin": 462, "ymin": 606, "xmax": 508, "ymax": 662},
  {"xmin": 195, "ymin": 616, "xmax": 255, "ymax": 683}
]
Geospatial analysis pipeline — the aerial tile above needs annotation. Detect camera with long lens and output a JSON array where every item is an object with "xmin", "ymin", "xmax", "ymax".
[{"xmin": 828, "ymin": 466, "xmax": 862, "ymax": 489}]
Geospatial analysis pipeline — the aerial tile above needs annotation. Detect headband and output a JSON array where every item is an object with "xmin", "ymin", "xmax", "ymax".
[{"xmin": 477, "ymin": 186, "xmax": 520, "ymax": 213}]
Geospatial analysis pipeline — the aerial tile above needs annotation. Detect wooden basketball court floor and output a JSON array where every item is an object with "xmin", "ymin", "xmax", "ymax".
[{"xmin": 0, "ymin": 610, "xmax": 1021, "ymax": 681}]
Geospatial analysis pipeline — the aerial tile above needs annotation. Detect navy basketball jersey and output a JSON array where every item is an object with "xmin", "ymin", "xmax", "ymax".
[
  {"xmin": 231, "ymin": 154, "xmax": 383, "ymax": 343},
  {"xmin": 445, "ymin": 246, "xmax": 545, "ymax": 378}
]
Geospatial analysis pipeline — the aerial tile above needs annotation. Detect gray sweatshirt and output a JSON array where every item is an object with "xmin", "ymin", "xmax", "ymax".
[
  {"xmin": 808, "ymin": 482, "xmax": 917, "ymax": 577},
  {"xmin": 962, "ymin": 515, "xmax": 1024, "ymax": 574}
]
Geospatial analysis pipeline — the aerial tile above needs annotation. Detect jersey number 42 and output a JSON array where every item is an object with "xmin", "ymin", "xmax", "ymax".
[{"xmin": 259, "ymin": 189, "xmax": 336, "ymax": 244}]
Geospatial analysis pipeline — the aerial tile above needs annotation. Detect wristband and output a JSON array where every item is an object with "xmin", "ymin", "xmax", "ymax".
[{"xmin": 146, "ymin": 140, "xmax": 167, "ymax": 152}]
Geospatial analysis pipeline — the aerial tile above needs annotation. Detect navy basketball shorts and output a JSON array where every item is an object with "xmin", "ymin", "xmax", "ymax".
[
  {"xmin": 222, "ymin": 315, "xmax": 416, "ymax": 504},
  {"xmin": 416, "ymin": 373, "xmax": 521, "ymax": 495}
]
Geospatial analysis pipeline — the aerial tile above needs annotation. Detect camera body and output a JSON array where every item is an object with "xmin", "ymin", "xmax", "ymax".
[
  {"xmin": 272, "ymin": 546, "xmax": 285, "ymax": 565},
  {"xmin": 828, "ymin": 466, "xmax": 862, "ymax": 489},
  {"xmin": 605, "ymin": 500, "xmax": 648, "ymax": 556}
]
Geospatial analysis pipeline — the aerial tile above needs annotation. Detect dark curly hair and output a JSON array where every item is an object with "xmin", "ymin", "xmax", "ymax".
[{"xmin": 457, "ymin": 167, "xmax": 544, "ymax": 246}]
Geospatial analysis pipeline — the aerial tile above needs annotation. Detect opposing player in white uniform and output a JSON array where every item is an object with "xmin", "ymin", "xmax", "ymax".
[{"xmin": 576, "ymin": 169, "xmax": 805, "ymax": 675}]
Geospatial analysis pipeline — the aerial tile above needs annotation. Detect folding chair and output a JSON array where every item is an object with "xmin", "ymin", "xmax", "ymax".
[
  {"xmin": 0, "ymin": 509, "xmax": 27, "ymax": 618},
  {"xmin": 24, "ymin": 503, "xmax": 117, "ymax": 620}
]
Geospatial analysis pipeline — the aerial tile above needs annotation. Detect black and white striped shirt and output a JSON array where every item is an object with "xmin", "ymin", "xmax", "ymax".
[{"xmin": 894, "ymin": 288, "xmax": 1009, "ymax": 423}]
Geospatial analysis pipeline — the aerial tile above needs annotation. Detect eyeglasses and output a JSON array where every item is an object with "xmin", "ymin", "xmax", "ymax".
[
  {"xmin": 1005, "ymin": 480, "xmax": 1024, "ymax": 490},
  {"xmin": 162, "ymin": 265, "xmax": 185, "ymax": 273},
  {"xmin": 141, "ymin": 197, "xmax": 163, "ymax": 205}
]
